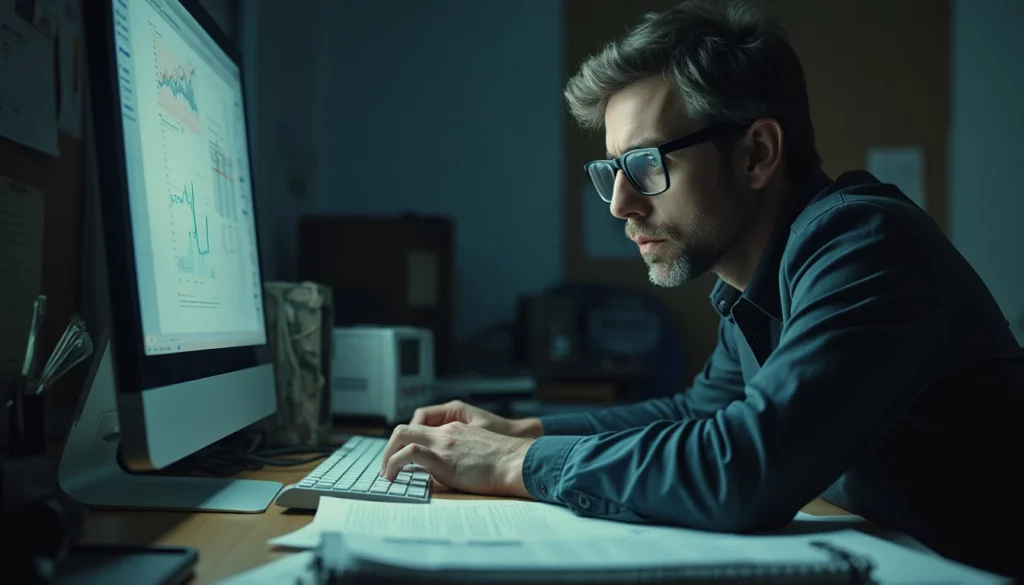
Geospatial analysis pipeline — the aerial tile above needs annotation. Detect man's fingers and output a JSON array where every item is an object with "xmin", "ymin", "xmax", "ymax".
[
  {"xmin": 411, "ymin": 401, "xmax": 467, "ymax": 426},
  {"xmin": 382, "ymin": 443, "xmax": 445, "ymax": 481},
  {"xmin": 410, "ymin": 405, "xmax": 448, "ymax": 426},
  {"xmin": 380, "ymin": 424, "xmax": 432, "ymax": 474}
]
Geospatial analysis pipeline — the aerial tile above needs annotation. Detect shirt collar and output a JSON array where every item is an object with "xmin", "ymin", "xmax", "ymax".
[{"xmin": 710, "ymin": 168, "xmax": 834, "ymax": 321}]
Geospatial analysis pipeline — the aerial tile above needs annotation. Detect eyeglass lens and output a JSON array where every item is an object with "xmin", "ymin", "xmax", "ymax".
[
  {"xmin": 625, "ymin": 151, "xmax": 666, "ymax": 194},
  {"xmin": 588, "ymin": 151, "xmax": 667, "ymax": 202}
]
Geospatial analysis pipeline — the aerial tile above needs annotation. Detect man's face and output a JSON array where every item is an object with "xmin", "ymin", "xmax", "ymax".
[{"xmin": 604, "ymin": 76, "xmax": 754, "ymax": 287}]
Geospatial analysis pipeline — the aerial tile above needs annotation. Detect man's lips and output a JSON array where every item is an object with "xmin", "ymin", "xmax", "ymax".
[
  {"xmin": 633, "ymin": 237, "xmax": 665, "ymax": 245},
  {"xmin": 634, "ymin": 237, "xmax": 667, "ymax": 253}
]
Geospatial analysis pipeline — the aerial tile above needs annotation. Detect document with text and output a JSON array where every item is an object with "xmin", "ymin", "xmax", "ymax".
[{"xmin": 269, "ymin": 497, "xmax": 661, "ymax": 549}]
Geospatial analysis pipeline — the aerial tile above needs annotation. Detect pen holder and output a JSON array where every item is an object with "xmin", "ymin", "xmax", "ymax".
[
  {"xmin": 262, "ymin": 281, "xmax": 334, "ymax": 447},
  {"xmin": 6, "ymin": 380, "xmax": 46, "ymax": 457}
]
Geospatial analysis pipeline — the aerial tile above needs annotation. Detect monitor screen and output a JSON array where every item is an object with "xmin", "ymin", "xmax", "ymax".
[{"xmin": 111, "ymin": 0, "xmax": 265, "ymax": 356}]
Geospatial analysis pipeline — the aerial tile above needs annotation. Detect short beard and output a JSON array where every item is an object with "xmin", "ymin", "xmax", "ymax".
[
  {"xmin": 627, "ymin": 160, "xmax": 745, "ymax": 288},
  {"xmin": 647, "ymin": 247, "xmax": 700, "ymax": 287},
  {"xmin": 642, "ymin": 222, "xmax": 712, "ymax": 288}
]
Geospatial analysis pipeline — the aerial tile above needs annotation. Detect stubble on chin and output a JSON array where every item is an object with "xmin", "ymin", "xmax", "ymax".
[
  {"xmin": 642, "ymin": 241, "xmax": 687, "ymax": 287},
  {"xmin": 628, "ymin": 217, "xmax": 716, "ymax": 287}
]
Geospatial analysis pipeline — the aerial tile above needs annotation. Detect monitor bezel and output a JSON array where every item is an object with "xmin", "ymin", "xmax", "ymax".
[{"xmin": 84, "ymin": 0, "xmax": 271, "ymax": 394}]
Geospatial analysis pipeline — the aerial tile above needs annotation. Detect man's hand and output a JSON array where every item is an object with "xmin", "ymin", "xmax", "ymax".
[
  {"xmin": 410, "ymin": 400, "xmax": 543, "ymax": 438},
  {"xmin": 380, "ymin": 422, "xmax": 533, "ymax": 498}
]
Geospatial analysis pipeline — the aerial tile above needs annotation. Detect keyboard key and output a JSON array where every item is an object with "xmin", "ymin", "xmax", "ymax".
[{"xmin": 291, "ymin": 437, "xmax": 431, "ymax": 503}]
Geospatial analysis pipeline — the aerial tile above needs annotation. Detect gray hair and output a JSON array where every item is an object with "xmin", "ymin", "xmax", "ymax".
[{"xmin": 565, "ymin": 0, "xmax": 821, "ymax": 180}]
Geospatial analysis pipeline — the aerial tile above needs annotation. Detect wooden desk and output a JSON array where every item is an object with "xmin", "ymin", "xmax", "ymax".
[{"xmin": 81, "ymin": 461, "xmax": 852, "ymax": 584}]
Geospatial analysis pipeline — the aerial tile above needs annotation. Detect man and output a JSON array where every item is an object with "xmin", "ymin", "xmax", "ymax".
[{"xmin": 380, "ymin": 0, "xmax": 1022, "ymax": 577}]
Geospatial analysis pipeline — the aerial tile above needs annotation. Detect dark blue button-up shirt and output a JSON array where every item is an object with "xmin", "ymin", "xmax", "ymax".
[{"xmin": 522, "ymin": 170, "xmax": 1022, "ymax": 577}]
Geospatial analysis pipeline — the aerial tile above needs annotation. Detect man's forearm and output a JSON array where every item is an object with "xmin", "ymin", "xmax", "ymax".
[
  {"xmin": 535, "ymin": 394, "xmax": 702, "ymax": 437},
  {"xmin": 502, "ymin": 437, "xmax": 535, "ymax": 498}
]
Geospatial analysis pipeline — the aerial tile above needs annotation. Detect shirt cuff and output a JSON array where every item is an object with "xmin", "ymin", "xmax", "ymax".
[
  {"xmin": 521, "ymin": 435, "xmax": 581, "ymax": 505},
  {"xmin": 538, "ymin": 413, "xmax": 594, "ymax": 436}
]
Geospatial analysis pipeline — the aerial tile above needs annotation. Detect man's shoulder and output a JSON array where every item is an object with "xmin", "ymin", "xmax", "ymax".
[
  {"xmin": 788, "ymin": 170, "xmax": 928, "ymax": 238},
  {"xmin": 777, "ymin": 169, "xmax": 957, "ymax": 290}
]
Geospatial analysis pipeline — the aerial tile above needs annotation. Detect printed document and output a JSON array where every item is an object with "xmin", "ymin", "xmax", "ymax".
[{"xmin": 269, "ymin": 497, "xmax": 663, "ymax": 549}]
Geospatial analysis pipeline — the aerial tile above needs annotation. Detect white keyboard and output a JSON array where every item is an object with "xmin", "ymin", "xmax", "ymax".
[{"xmin": 274, "ymin": 436, "xmax": 431, "ymax": 509}]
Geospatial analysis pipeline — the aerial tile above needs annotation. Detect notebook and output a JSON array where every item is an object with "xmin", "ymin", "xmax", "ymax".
[
  {"xmin": 258, "ymin": 498, "xmax": 1009, "ymax": 585},
  {"xmin": 314, "ymin": 530, "xmax": 874, "ymax": 584}
]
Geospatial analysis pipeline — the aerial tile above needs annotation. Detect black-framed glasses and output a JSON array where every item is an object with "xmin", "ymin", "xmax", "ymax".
[{"xmin": 584, "ymin": 123, "xmax": 747, "ymax": 203}]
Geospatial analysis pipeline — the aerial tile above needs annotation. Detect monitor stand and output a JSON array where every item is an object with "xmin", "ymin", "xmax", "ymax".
[{"xmin": 57, "ymin": 339, "xmax": 282, "ymax": 513}]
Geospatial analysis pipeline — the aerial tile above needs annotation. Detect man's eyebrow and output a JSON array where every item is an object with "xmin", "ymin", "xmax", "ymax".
[{"xmin": 605, "ymin": 138, "xmax": 665, "ymax": 159}]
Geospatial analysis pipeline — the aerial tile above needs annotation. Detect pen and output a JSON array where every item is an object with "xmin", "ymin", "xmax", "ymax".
[
  {"xmin": 10, "ymin": 296, "xmax": 48, "ymax": 455},
  {"xmin": 21, "ymin": 295, "xmax": 47, "ymax": 387}
]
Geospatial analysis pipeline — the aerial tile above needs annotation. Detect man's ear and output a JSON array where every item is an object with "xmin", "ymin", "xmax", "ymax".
[{"xmin": 738, "ymin": 118, "xmax": 784, "ymax": 190}]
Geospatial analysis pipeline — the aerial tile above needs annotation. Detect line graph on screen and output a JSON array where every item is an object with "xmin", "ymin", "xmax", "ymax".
[{"xmin": 154, "ymin": 33, "xmax": 201, "ymax": 134}]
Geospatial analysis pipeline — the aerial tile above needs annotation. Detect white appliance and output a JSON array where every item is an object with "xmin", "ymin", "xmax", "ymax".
[{"xmin": 330, "ymin": 326, "xmax": 435, "ymax": 424}]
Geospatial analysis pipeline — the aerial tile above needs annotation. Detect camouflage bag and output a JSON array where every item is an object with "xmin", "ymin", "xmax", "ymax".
[{"xmin": 262, "ymin": 281, "xmax": 333, "ymax": 446}]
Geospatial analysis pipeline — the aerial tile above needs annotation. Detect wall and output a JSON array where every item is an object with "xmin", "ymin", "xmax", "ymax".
[
  {"xmin": 307, "ymin": 0, "xmax": 565, "ymax": 341},
  {"xmin": 950, "ymin": 0, "xmax": 1024, "ymax": 344},
  {"xmin": 237, "ymin": 0, "xmax": 326, "ymax": 282}
]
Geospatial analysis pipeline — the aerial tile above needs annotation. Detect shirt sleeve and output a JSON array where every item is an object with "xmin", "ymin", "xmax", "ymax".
[
  {"xmin": 539, "ymin": 318, "xmax": 748, "ymax": 436},
  {"xmin": 522, "ymin": 201, "xmax": 948, "ymax": 531}
]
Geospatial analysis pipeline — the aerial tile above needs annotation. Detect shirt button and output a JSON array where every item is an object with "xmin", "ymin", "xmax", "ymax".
[
  {"xmin": 577, "ymin": 494, "xmax": 591, "ymax": 510},
  {"xmin": 718, "ymin": 300, "xmax": 727, "ymax": 310},
  {"xmin": 539, "ymin": 484, "xmax": 548, "ymax": 497}
]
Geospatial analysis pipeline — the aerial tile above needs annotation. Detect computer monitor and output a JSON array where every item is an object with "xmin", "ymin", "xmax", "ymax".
[{"xmin": 58, "ymin": 0, "xmax": 281, "ymax": 512}]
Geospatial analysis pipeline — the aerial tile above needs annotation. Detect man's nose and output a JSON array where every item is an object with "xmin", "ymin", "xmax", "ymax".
[{"xmin": 609, "ymin": 170, "xmax": 650, "ymax": 220}]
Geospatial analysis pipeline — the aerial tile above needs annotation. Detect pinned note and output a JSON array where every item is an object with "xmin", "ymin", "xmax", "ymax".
[{"xmin": 0, "ymin": 10, "xmax": 59, "ymax": 155}]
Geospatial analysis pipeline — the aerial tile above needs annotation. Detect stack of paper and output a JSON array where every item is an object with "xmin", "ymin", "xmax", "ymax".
[
  {"xmin": 255, "ymin": 498, "xmax": 1010, "ymax": 585},
  {"xmin": 268, "ymin": 497, "xmax": 678, "ymax": 549}
]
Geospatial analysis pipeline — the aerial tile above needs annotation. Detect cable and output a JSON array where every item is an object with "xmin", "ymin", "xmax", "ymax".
[
  {"xmin": 245, "ymin": 453, "xmax": 328, "ymax": 466},
  {"xmin": 153, "ymin": 428, "xmax": 338, "ymax": 478}
]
